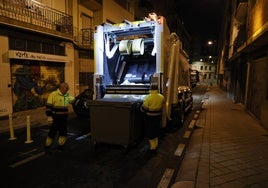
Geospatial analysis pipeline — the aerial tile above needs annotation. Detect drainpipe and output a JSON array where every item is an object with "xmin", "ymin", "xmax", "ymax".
[{"xmin": 244, "ymin": 61, "xmax": 250, "ymax": 109}]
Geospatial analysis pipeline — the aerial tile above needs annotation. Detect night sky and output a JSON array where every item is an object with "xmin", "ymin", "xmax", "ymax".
[
  {"xmin": 149, "ymin": 0, "xmax": 226, "ymax": 41},
  {"xmin": 177, "ymin": 0, "xmax": 225, "ymax": 39}
]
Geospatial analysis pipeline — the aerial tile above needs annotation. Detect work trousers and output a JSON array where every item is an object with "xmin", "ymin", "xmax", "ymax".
[
  {"xmin": 48, "ymin": 115, "xmax": 68, "ymax": 138},
  {"xmin": 144, "ymin": 115, "xmax": 161, "ymax": 140}
]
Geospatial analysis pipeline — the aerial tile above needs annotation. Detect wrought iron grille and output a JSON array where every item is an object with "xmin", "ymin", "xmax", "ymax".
[{"xmin": 0, "ymin": 0, "xmax": 73, "ymax": 35}]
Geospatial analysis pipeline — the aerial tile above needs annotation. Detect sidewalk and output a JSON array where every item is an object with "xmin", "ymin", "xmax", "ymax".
[
  {"xmin": 0, "ymin": 107, "xmax": 48, "ymax": 134},
  {"xmin": 172, "ymin": 86, "xmax": 268, "ymax": 187}
]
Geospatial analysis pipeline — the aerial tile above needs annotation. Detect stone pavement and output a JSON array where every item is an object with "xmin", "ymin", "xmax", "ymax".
[
  {"xmin": 172, "ymin": 86, "xmax": 268, "ymax": 188},
  {"xmin": 0, "ymin": 107, "xmax": 49, "ymax": 134},
  {"xmin": 0, "ymin": 106, "xmax": 76, "ymax": 134}
]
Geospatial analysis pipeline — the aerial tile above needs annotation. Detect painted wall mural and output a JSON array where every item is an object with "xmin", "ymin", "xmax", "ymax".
[{"xmin": 11, "ymin": 60, "xmax": 64, "ymax": 112}]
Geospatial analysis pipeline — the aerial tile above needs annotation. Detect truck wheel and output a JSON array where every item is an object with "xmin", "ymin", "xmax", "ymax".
[
  {"xmin": 93, "ymin": 140, "xmax": 98, "ymax": 150},
  {"xmin": 180, "ymin": 111, "xmax": 185, "ymax": 125}
]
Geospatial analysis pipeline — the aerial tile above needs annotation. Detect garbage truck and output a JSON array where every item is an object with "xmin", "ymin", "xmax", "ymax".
[{"xmin": 88, "ymin": 13, "xmax": 192, "ymax": 148}]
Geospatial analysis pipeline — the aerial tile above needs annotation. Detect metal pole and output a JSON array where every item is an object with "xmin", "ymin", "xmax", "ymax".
[
  {"xmin": 8, "ymin": 114, "xmax": 17, "ymax": 140},
  {"xmin": 25, "ymin": 115, "xmax": 33, "ymax": 144}
]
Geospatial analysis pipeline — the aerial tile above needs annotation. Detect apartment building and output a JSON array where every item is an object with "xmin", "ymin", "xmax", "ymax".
[
  {"xmin": 218, "ymin": 0, "xmax": 268, "ymax": 128},
  {"xmin": 190, "ymin": 61, "xmax": 217, "ymax": 86},
  {"xmin": 0, "ymin": 0, "xmax": 134, "ymax": 117}
]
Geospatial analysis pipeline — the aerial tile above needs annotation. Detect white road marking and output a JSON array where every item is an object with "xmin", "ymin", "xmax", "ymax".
[
  {"xmin": 17, "ymin": 149, "xmax": 38, "ymax": 157},
  {"xmin": 188, "ymin": 120, "xmax": 196, "ymax": 129},
  {"xmin": 75, "ymin": 132, "xmax": 91, "ymax": 140},
  {"xmin": 183, "ymin": 131, "xmax": 191, "ymax": 139},
  {"xmin": 9, "ymin": 152, "xmax": 45, "ymax": 168},
  {"xmin": 174, "ymin": 144, "xmax": 185, "ymax": 156},
  {"xmin": 67, "ymin": 132, "xmax": 76, "ymax": 136},
  {"xmin": 40, "ymin": 129, "xmax": 49, "ymax": 132},
  {"xmin": 157, "ymin": 168, "xmax": 174, "ymax": 188}
]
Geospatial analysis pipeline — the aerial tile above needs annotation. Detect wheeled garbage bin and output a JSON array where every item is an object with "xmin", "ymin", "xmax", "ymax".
[{"xmin": 88, "ymin": 98, "xmax": 144, "ymax": 149}]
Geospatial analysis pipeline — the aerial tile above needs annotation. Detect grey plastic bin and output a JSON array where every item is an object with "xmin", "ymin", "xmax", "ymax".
[{"xmin": 88, "ymin": 98, "xmax": 144, "ymax": 148}]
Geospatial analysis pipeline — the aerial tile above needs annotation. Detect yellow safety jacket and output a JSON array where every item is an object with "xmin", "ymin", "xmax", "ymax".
[
  {"xmin": 141, "ymin": 90, "xmax": 165, "ymax": 116},
  {"xmin": 46, "ymin": 89, "xmax": 74, "ymax": 116}
]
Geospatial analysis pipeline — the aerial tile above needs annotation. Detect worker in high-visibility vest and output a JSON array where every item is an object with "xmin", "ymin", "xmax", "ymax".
[
  {"xmin": 44, "ymin": 82, "xmax": 75, "ymax": 153},
  {"xmin": 141, "ymin": 84, "xmax": 165, "ymax": 153}
]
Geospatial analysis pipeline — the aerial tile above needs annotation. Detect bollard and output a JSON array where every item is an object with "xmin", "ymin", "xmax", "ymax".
[
  {"xmin": 8, "ymin": 114, "xmax": 17, "ymax": 140},
  {"xmin": 25, "ymin": 115, "xmax": 33, "ymax": 144}
]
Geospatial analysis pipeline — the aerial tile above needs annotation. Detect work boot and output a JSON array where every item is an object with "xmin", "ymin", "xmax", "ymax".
[
  {"xmin": 44, "ymin": 136, "xmax": 53, "ymax": 155},
  {"xmin": 57, "ymin": 136, "xmax": 66, "ymax": 152},
  {"xmin": 148, "ymin": 139, "xmax": 155, "ymax": 150}
]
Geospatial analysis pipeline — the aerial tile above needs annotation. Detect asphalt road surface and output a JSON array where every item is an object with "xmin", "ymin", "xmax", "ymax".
[{"xmin": 0, "ymin": 86, "xmax": 207, "ymax": 188}]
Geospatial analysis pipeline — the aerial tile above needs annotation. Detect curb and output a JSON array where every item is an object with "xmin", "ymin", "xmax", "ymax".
[{"xmin": 171, "ymin": 106, "xmax": 207, "ymax": 187}]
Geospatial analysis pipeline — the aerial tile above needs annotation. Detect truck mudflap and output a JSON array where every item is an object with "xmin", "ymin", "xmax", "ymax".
[{"xmin": 88, "ymin": 98, "xmax": 144, "ymax": 149}]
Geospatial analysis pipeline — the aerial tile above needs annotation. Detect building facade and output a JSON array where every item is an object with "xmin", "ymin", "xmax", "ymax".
[
  {"xmin": 218, "ymin": 0, "xmax": 268, "ymax": 128},
  {"xmin": 190, "ymin": 61, "xmax": 217, "ymax": 86},
  {"xmin": 0, "ymin": 0, "xmax": 135, "ymax": 117}
]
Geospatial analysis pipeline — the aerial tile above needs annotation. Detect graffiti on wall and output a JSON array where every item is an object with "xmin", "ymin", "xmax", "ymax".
[{"xmin": 11, "ymin": 61, "xmax": 64, "ymax": 112}]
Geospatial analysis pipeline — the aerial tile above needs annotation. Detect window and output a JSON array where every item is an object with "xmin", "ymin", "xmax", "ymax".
[
  {"xmin": 54, "ymin": 45, "xmax": 65, "ymax": 56},
  {"xmin": 9, "ymin": 37, "xmax": 65, "ymax": 55},
  {"xmin": 81, "ymin": 13, "xmax": 92, "ymax": 29},
  {"xmin": 81, "ymin": 14, "xmax": 93, "ymax": 45},
  {"xmin": 79, "ymin": 50, "xmax": 94, "ymax": 59},
  {"xmin": 42, "ymin": 43, "xmax": 55, "ymax": 54},
  {"xmin": 9, "ymin": 38, "xmax": 26, "ymax": 50},
  {"xmin": 27, "ymin": 40, "xmax": 41, "ymax": 53},
  {"xmin": 200, "ymin": 66, "xmax": 203, "ymax": 70},
  {"xmin": 79, "ymin": 72, "xmax": 93, "ymax": 87}
]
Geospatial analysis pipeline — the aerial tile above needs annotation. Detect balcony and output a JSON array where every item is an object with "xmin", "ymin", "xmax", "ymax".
[
  {"xmin": 0, "ymin": 0, "xmax": 73, "ymax": 40},
  {"xmin": 79, "ymin": 0, "xmax": 102, "ymax": 11},
  {"xmin": 73, "ymin": 28, "xmax": 94, "ymax": 49}
]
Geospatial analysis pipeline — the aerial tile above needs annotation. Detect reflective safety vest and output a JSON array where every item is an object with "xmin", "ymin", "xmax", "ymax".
[
  {"xmin": 141, "ymin": 90, "xmax": 165, "ymax": 116},
  {"xmin": 46, "ymin": 89, "xmax": 74, "ymax": 116}
]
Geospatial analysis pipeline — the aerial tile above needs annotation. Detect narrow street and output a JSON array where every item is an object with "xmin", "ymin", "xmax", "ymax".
[{"xmin": 0, "ymin": 86, "xmax": 207, "ymax": 188}]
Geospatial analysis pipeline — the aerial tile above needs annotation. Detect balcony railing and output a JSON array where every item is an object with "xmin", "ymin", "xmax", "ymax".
[
  {"xmin": 0, "ymin": 0, "xmax": 73, "ymax": 38},
  {"xmin": 81, "ymin": 28, "xmax": 94, "ymax": 45},
  {"xmin": 73, "ymin": 27, "xmax": 94, "ymax": 48}
]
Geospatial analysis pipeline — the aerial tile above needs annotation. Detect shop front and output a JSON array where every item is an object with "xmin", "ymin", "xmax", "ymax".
[
  {"xmin": 0, "ymin": 48, "xmax": 72, "ymax": 117},
  {"xmin": 9, "ymin": 50, "xmax": 69, "ymax": 112}
]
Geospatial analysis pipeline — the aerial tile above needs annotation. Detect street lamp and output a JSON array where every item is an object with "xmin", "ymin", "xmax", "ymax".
[{"xmin": 208, "ymin": 41, "xmax": 213, "ymax": 45}]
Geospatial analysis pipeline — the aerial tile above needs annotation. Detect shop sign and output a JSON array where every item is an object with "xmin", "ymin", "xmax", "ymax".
[{"xmin": 8, "ymin": 50, "xmax": 69, "ymax": 62}]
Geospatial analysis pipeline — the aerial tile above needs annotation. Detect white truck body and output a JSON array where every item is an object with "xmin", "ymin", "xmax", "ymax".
[{"xmin": 90, "ymin": 14, "xmax": 191, "ymax": 147}]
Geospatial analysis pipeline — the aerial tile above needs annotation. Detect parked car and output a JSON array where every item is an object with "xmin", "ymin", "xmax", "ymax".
[
  {"xmin": 175, "ymin": 85, "xmax": 193, "ymax": 125},
  {"xmin": 165, "ymin": 85, "xmax": 194, "ymax": 129},
  {"xmin": 178, "ymin": 85, "xmax": 193, "ymax": 113},
  {"xmin": 72, "ymin": 89, "xmax": 93, "ymax": 117}
]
